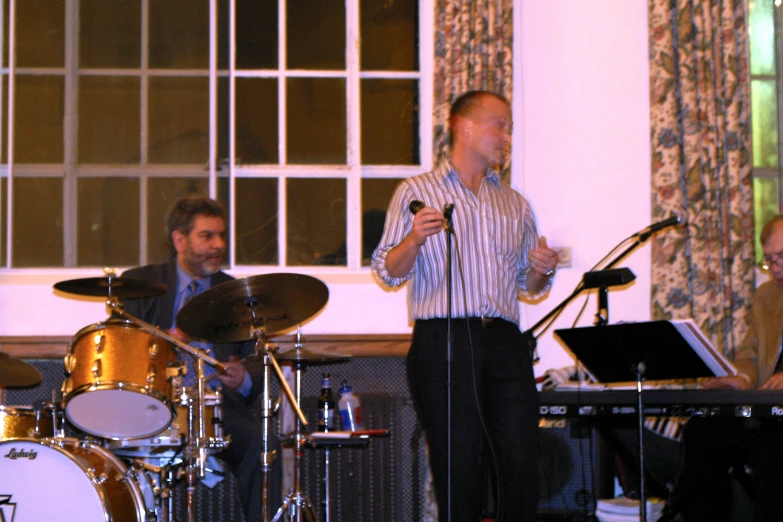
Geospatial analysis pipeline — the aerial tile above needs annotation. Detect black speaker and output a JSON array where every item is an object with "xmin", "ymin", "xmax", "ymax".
[{"xmin": 536, "ymin": 417, "xmax": 613, "ymax": 520}]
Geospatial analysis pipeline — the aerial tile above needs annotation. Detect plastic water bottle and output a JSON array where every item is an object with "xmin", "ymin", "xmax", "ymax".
[
  {"xmin": 317, "ymin": 372, "xmax": 337, "ymax": 432},
  {"xmin": 338, "ymin": 380, "xmax": 364, "ymax": 431}
]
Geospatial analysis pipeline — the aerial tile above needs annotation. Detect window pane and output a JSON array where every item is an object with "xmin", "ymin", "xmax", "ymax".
[
  {"xmin": 236, "ymin": 78, "xmax": 279, "ymax": 164},
  {"xmin": 16, "ymin": 0, "xmax": 64, "ymax": 68},
  {"xmin": 13, "ymin": 177, "xmax": 63, "ymax": 266},
  {"xmin": 754, "ymin": 176, "xmax": 779, "ymax": 263},
  {"xmin": 361, "ymin": 178, "xmax": 401, "ymax": 266},
  {"xmin": 77, "ymin": 177, "xmax": 140, "ymax": 266},
  {"xmin": 236, "ymin": 178, "xmax": 278, "ymax": 264},
  {"xmin": 233, "ymin": 0, "xmax": 278, "ymax": 69},
  {"xmin": 287, "ymin": 178, "xmax": 346, "ymax": 266},
  {"xmin": 15, "ymin": 75, "xmax": 64, "ymax": 164},
  {"xmin": 287, "ymin": 78, "xmax": 346, "ymax": 164},
  {"xmin": 751, "ymin": 79, "xmax": 778, "ymax": 168},
  {"xmin": 148, "ymin": 77, "xmax": 209, "ymax": 164},
  {"xmin": 78, "ymin": 76, "xmax": 141, "ymax": 164},
  {"xmin": 361, "ymin": 79, "xmax": 419, "ymax": 165},
  {"xmin": 287, "ymin": 0, "xmax": 345, "ymax": 70},
  {"xmin": 749, "ymin": 0, "xmax": 775, "ymax": 76},
  {"xmin": 149, "ymin": 0, "xmax": 209, "ymax": 69},
  {"xmin": 361, "ymin": 0, "xmax": 418, "ymax": 71},
  {"xmin": 79, "ymin": 0, "xmax": 141, "ymax": 68}
]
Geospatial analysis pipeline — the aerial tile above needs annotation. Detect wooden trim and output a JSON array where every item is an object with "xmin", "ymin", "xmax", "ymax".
[{"xmin": 0, "ymin": 333, "xmax": 413, "ymax": 359}]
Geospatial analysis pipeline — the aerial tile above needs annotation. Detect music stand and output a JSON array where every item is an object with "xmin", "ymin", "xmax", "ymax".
[{"xmin": 554, "ymin": 320, "xmax": 730, "ymax": 522}]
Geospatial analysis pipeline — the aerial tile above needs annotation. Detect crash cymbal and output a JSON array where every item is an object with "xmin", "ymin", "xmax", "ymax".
[
  {"xmin": 276, "ymin": 347, "xmax": 349, "ymax": 365},
  {"xmin": 0, "ymin": 352, "xmax": 42, "ymax": 388},
  {"xmin": 54, "ymin": 276, "xmax": 168, "ymax": 299},
  {"xmin": 177, "ymin": 273, "xmax": 328, "ymax": 342}
]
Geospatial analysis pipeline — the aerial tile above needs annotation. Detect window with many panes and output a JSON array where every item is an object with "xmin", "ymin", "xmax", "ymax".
[
  {"xmin": 0, "ymin": 0, "xmax": 426, "ymax": 269},
  {"xmin": 750, "ymin": 0, "xmax": 781, "ymax": 259}
]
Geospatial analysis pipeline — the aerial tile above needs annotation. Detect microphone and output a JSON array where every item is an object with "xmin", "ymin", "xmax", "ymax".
[
  {"xmin": 634, "ymin": 215, "xmax": 682, "ymax": 237},
  {"xmin": 409, "ymin": 200, "xmax": 425, "ymax": 215},
  {"xmin": 443, "ymin": 203, "xmax": 455, "ymax": 221}
]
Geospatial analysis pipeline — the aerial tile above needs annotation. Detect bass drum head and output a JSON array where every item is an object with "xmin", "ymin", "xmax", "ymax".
[{"xmin": 0, "ymin": 438, "xmax": 144, "ymax": 522}]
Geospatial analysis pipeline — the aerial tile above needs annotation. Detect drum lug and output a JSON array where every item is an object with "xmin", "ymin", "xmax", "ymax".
[
  {"xmin": 91, "ymin": 471, "xmax": 108, "ymax": 486},
  {"xmin": 92, "ymin": 333, "xmax": 105, "ymax": 354},
  {"xmin": 147, "ymin": 365, "xmax": 158, "ymax": 384},
  {"xmin": 149, "ymin": 338, "xmax": 160, "ymax": 358},
  {"xmin": 63, "ymin": 351, "xmax": 75, "ymax": 375},
  {"xmin": 91, "ymin": 359, "xmax": 102, "ymax": 379}
]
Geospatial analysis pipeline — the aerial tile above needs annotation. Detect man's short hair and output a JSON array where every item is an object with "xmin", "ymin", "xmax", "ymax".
[
  {"xmin": 761, "ymin": 214, "xmax": 783, "ymax": 246},
  {"xmin": 165, "ymin": 195, "xmax": 226, "ymax": 249},
  {"xmin": 448, "ymin": 90, "xmax": 510, "ymax": 133}
]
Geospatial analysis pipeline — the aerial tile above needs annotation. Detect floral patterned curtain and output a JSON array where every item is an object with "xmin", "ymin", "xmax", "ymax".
[
  {"xmin": 648, "ymin": 0, "xmax": 753, "ymax": 357},
  {"xmin": 432, "ymin": 0, "xmax": 514, "ymax": 163}
]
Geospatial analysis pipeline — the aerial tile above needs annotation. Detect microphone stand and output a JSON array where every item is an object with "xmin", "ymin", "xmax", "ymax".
[
  {"xmin": 444, "ymin": 203, "xmax": 455, "ymax": 522},
  {"xmin": 521, "ymin": 229, "xmax": 660, "ymax": 522}
]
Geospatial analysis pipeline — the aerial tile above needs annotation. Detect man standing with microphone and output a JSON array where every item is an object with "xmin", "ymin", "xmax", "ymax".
[{"xmin": 371, "ymin": 90, "xmax": 558, "ymax": 522}]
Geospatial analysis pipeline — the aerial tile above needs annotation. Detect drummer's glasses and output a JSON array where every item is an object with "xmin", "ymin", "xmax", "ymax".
[{"xmin": 760, "ymin": 251, "xmax": 783, "ymax": 272}]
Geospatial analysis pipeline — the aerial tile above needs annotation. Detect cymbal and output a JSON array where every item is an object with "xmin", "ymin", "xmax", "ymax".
[
  {"xmin": 54, "ymin": 276, "xmax": 168, "ymax": 299},
  {"xmin": 276, "ymin": 347, "xmax": 349, "ymax": 365},
  {"xmin": 0, "ymin": 351, "xmax": 42, "ymax": 388},
  {"xmin": 177, "ymin": 273, "xmax": 329, "ymax": 342}
]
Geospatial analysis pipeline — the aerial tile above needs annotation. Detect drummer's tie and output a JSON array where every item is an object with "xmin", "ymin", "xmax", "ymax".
[{"xmin": 179, "ymin": 280, "xmax": 219, "ymax": 388}]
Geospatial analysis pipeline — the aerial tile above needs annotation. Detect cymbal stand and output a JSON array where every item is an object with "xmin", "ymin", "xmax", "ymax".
[
  {"xmin": 183, "ymin": 355, "xmax": 209, "ymax": 522},
  {"xmin": 259, "ymin": 338, "xmax": 280, "ymax": 522},
  {"xmin": 239, "ymin": 297, "xmax": 311, "ymax": 522},
  {"xmin": 272, "ymin": 353, "xmax": 316, "ymax": 522}
]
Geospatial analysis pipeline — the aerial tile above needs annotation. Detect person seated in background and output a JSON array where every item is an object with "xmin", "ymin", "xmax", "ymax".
[{"xmin": 664, "ymin": 214, "xmax": 783, "ymax": 522}]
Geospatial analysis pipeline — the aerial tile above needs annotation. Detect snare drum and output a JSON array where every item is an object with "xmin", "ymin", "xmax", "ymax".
[
  {"xmin": 62, "ymin": 319, "xmax": 178, "ymax": 440},
  {"xmin": 0, "ymin": 405, "xmax": 54, "ymax": 439},
  {"xmin": 0, "ymin": 438, "xmax": 147, "ymax": 522},
  {"xmin": 107, "ymin": 391, "xmax": 228, "ymax": 457}
]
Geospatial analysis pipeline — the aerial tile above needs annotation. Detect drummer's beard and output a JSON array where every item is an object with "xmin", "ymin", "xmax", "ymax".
[{"xmin": 182, "ymin": 246, "xmax": 224, "ymax": 278}]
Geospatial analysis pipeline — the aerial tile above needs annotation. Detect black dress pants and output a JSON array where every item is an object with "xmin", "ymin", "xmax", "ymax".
[{"xmin": 407, "ymin": 318, "xmax": 539, "ymax": 522}]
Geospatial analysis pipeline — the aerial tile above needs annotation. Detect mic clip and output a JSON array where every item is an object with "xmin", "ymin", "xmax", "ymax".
[{"xmin": 443, "ymin": 204, "xmax": 455, "ymax": 233}]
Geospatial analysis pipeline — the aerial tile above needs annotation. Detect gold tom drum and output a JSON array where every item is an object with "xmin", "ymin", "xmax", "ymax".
[
  {"xmin": 0, "ymin": 405, "xmax": 54, "ymax": 440},
  {"xmin": 62, "ymin": 319, "xmax": 178, "ymax": 440}
]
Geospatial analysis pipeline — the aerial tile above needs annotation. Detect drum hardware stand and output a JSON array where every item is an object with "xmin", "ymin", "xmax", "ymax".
[
  {"xmin": 239, "ymin": 297, "xmax": 311, "ymax": 522},
  {"xmin": 272, "ymin": 346, "xmax": 316, "ymax": 522},
  {"xmin": 110, "ymin": 298, "xmax": 231, "ymax": 522}
]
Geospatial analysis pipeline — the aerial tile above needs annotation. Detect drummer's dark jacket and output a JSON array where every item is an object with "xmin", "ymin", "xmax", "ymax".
[{"xmin": 119, "ymin": 261, "xmax": 264, "ymax": 407}]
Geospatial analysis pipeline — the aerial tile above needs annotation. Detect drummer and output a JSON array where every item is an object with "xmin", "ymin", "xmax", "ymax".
[{"xmin": 119, "ymin": 195, "xmax": 280, "ymax": 520}]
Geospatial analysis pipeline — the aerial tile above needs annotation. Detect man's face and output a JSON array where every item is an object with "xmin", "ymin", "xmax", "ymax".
[
  {"xmin": 174, "ymin": 215, "xmax": 226, "ymax": 278},
  {"xmin": 763, "ymin": 226, "xmax": 783, "ymax": 287},
  {"xmin": 465, "ymin": 96, "xmax": 512, "ymax": 167}
]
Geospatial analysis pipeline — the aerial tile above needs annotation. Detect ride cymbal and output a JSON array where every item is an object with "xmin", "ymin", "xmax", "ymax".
[
  {"xmin": 177, "ymin": 273, "xmax": 328, "ymax": 342},
  {"xmin": 54, "ymin": 276, "xmax": 168, "ymax": 299},
  {"xmin": 0, "ymin": 352, "xmax": 42, "ymax": 388}
]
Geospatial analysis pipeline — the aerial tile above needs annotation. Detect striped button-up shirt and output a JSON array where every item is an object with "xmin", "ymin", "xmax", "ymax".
[{"xmin": 371, "ymin": 159, "xmax": 551, "ymax": 325}]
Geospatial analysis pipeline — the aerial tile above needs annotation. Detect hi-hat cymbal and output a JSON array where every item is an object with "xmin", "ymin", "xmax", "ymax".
[
  {"xmin": 277, "ymin": 347, "xmax": 349, "ymax": 365},
  {"xmin": 54, "ymin": 276, "xmax": 168, "ymax": 299},
  {"xmin": 0, "ymin": 352, "xmax": 42, "ymax": 388},
  {"xmin": 177, "ymin": 273, "xmax": 328, "ymax": 342}
]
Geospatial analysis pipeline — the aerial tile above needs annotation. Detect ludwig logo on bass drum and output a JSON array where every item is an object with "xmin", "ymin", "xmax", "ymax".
[{"xmin": 3, "ymin": 448, "xmax": 37, "ymax": 460}]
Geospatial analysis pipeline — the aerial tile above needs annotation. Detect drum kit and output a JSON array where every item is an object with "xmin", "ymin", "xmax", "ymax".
[{"xmin": 0, "ymin": 271, "xmax": 357, "ymax": 522}]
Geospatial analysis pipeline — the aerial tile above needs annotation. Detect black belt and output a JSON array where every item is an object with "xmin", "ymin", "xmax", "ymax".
[{"xmin": 416, "ymin": 317, "xmax": 509, "ymax": 328}]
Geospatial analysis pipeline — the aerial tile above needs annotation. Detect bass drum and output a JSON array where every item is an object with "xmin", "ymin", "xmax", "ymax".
[{"xmin": 0, "ymin": 438, "xmax": 147, "ymax": 522}]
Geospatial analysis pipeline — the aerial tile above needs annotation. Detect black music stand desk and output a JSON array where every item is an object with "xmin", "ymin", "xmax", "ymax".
[{"xmin": 554, "ymin": 319, "xmax": 735, "ymax": 384}]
